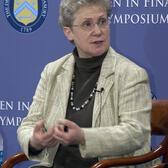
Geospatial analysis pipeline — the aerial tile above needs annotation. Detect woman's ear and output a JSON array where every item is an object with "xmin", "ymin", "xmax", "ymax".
[{"xmin": 63, "ymin": 27, "xmax": 74, "ymax": 42}]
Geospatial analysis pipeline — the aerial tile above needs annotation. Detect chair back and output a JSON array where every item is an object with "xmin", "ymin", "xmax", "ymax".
[
  {"xmin": 152, "ymin": 100, "xmax": 168, "ymax": 135},
  {"xmin": 151, "ymin": 100, "xmax": 168, "ymax": 163}
]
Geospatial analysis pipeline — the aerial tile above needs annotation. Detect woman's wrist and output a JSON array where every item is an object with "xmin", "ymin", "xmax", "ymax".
[
  {"xmin": 80, "ymin": 129, "xmax": 85, "ymax": 145},
  {"xmin": 28, "ymin": 140, "xmax": 43, "ymax": 155},
  {"xmin": 29, "ymin": 137, "xmax": 44, "ymax": 151}
]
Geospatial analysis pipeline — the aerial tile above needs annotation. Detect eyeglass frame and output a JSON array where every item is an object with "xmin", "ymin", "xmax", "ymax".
[{"xmin": 71, "ymin": 17, "xmax": 110, "ymax": 31}]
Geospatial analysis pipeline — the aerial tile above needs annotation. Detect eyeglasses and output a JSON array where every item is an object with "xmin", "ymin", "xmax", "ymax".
[{"xmin": 72, "ymin": 17, "xmax": 109, "ymax": 31}]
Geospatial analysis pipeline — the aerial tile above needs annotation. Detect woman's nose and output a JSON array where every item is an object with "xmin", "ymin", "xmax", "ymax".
[{"xmin": 92, "ymin": 23, "xmax": 102, "ymax": 34}]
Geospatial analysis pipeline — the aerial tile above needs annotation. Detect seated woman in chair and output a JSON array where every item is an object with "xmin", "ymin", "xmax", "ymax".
[{"xmin": 17, "ymin": 0, "xmax": 154, "ymax": 167}]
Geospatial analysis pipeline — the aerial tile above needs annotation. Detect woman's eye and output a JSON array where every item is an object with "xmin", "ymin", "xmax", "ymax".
[
  {"xmin": 99, "ymin": 18, "xmax": 107, "ymax": 25},
  {"xmin": 82, "ymin": 21, "xmax": 92, "ymax": 27}
]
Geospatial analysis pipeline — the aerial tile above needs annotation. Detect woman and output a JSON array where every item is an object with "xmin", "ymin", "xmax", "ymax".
[{"xmin": 17, "ymin": 0, "xmax": 153, "ymax": 167}]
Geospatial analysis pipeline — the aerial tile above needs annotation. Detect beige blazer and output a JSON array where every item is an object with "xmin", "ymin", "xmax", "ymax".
[{"xmin": 17, "ymin": 47, "xmax": 153, "ymax": 168}]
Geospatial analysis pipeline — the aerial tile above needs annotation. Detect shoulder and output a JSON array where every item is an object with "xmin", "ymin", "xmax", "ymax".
[
  {"xmin": 46, "ymin": 53, "xmax": 73, "ymax": 70},
  {"xmin": 112, "ymin": 48, "xmax": 148, "ymax": 78},
  {"xmin": 42, "ymin": 52, "xmax": 74, "ymax": 75}
]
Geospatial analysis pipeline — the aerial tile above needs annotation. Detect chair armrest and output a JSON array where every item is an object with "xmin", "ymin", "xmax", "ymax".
[
  {"xmin": 90, "ymin": 136, "xmax": 168, "ymax": 168},
  {"xmin": 2, "ymin": 137, "xmax": 168, "ymax": 168},
  {"xmin": 1, "ymin": 152, "xmax": 28, "ymax": 168},
  {"xmin": 152, "ymin": 163, "xmax": 168, "ymax": 168}
]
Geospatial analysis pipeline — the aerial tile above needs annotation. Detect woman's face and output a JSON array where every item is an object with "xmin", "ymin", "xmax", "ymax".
[{"xmin": 63, "ymin": 5, "xmax": 110, "ymax": 58}]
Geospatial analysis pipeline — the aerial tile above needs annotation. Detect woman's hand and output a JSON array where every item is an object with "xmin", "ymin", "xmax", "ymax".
[
  {"xmin": 30, "ymin": 120, "xmax": 58, "ymax": 150},
  {"xmin": 53, "ymin": 119, "xmax": 85, "ymax": 146}
]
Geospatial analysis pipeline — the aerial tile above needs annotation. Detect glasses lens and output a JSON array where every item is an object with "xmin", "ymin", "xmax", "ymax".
[
  {"xmin": 73, "ymin": 17, "xmax": 109, "ymax": 31},
  {"xmin": 98, "ymin": 17, "xmax": 108, "ymax": 27},
  {"xmin": 81, "ymin": 20, "xmax": 94, "ymax": 31}
]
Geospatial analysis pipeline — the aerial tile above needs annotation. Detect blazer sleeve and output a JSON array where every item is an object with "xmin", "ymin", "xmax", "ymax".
[{"xmin": 17, "ymin": 64, "xmax": 50, "ymax": 161}]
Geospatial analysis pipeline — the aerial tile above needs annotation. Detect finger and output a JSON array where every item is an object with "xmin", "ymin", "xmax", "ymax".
[
  {"xmin": 34, "ymin": 120, "xmax": 45, "ymax": 133},
  {"xmin": 33, "ymin": 126, "xmax": 54, "ymax": 146},
  {"xmin": 55, "ymin": 122, "xmax": 69, "ymax": 133},
  {"xmin": 47, "ymin": 142, "xmax": 58, "ymax": 147},
  {"xmin": 42, "ymin": 128, "xmax": 54, "ymax": 141},
  {"xmin": 40, "ymin": 136, "xmax": 56, "ymax": 147},
  {"xmin": 57, "ymin": 119, "xmax": 76, "ymax": 129},
  {"xmin": 53, "ymin": 126, "xmax": 67, "ymax": 141},
  {"xmin": 57, "ymin": 124, "xmax": 64, "ymax": 132},
  {"xmin": 52, "ymin": 134, "xmax": 68, "ymax": 145},
  {"xmin": 46, "ymin": 139, "xmax": 58, "ymax": 147},
  {"xmin": 53, "ymin": 126, "xmax": 63, "ymax": 137},
  {"xmin": 45, "ymin": 126, "xmax": 54, "ymax": 135}
]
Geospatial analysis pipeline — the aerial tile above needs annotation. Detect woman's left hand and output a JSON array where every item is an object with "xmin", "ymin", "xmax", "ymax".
[{"xmin": 52, "ymin": 119, "xmax": 85, "ymax": 146}]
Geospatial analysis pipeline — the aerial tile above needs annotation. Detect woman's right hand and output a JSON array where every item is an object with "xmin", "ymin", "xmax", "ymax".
[{"xmin": 29, "ymin": 120, "xmax": 58, "ymax": 150}]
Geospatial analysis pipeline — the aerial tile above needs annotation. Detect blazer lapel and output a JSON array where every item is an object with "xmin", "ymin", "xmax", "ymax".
[
  {"xmin": 54, "ymin": 55, "xmax": 75, "ymax": 119},
  {"xmin": 92, "ymin": 48, "xmax": 116, "ymax": 126}
]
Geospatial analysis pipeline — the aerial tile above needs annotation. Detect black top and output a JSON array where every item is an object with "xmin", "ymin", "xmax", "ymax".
[{"xmin": 53, "ymin": 49, "xmax": 105, "ymax": 168}]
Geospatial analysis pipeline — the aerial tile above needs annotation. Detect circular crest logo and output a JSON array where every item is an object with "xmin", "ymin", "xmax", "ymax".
[{"xmin": 4, "ymin": 0, "xmax": 48, "ymax": 33}]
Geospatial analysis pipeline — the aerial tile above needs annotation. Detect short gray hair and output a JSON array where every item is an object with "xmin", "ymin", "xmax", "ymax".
[{"xmin": 59, "ymin": 0, "xmax": 111, "ymax": 28}]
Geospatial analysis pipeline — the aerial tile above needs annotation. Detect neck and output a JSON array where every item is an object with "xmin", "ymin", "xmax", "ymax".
[{"xmin": 75, "ymin": 49, "xmax": 108, "ymax": 59}]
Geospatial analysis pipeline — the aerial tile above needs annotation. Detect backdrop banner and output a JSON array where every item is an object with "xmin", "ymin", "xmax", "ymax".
[{"xmin": 0, "ymin": 0, "xmax": 168, "ymax": 167}]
